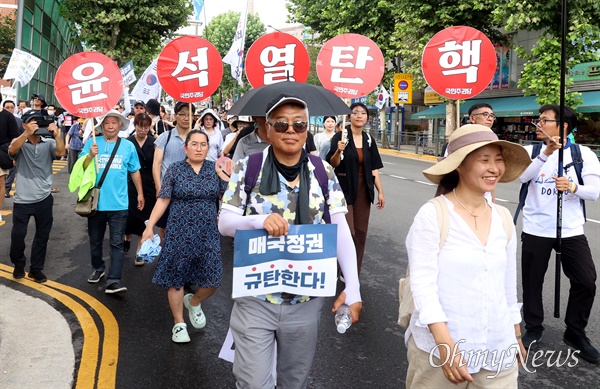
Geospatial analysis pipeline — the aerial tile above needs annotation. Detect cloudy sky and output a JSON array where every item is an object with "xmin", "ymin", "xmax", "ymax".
[{"xmin": 179, "ymin": 0, "xmax": 300, "ymax": 35}]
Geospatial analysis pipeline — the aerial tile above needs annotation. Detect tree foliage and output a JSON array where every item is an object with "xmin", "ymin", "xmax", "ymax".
[
  {"xmin": 203, "ymin": 11, "xmax": 265, "ymax": 105},
  {"xmin": 59, "ymin": 0, "xmax": 191, "ymax": 70},
  {"xmin": 494, "ymin": 0, "xmax": 600, "ymax": 107},
  {"xmin": 0, "ymin": 11, "xmax": 16, "ymax": 76},
  {"xmin": 288, "ymin": 0, "xmax": 507, "ymax": 89}
]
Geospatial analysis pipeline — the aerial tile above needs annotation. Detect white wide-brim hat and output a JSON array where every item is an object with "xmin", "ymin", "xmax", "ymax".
[
  {"xmin": 423, "ymin": 124, "xmax": 531, "ymax": 184},
  {"xmin": 94, "ymin": 110, "xmax": 130, "ymax": 131}
]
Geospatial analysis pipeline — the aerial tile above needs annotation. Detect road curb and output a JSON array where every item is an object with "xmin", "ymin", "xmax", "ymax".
[{"xmin": 378, "ymin": 148, "xmax": 438, "ymax": 162}]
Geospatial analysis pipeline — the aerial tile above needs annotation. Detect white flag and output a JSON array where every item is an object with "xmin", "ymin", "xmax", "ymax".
[
  {"xmin": 375, "ymin": 85, "xmax": 390, "ymax": 109},
  {"xmin": 3, "ymin": 49, "xmax": 42, "ymax": 87},
  {"xmin": 222, "ymin": 1, "xmax": 249, "ymax": 86},
  {"xmin": 131, "ymin": 58, "xmax": 161, "ymax": 102}
]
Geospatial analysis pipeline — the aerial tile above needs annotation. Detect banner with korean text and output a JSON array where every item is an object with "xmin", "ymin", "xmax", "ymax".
[
  {"xmin": 3, "ymin": 48, "xmax": 42, "ymax": 86},
  {"xmin": 232, "ymin": 224, "xmax": 338, "ymax": 298}
]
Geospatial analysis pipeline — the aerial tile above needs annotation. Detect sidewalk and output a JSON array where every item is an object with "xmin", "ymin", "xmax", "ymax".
[{"xmin": 0, "ymin": 284, "xmax": 75, "ymax": 388}]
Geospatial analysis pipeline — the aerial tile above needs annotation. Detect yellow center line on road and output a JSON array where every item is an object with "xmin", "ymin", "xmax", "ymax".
[{"xmin": 0, "ymin": 264, "xmax": 119, "ymax": 389}]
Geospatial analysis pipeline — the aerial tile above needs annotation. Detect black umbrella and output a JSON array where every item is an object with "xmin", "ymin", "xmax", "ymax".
[{"xmin": 228, "ymin": 81, "xmax": 351, "ymax": 116}]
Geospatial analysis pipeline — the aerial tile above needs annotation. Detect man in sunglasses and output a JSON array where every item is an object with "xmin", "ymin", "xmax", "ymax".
[{"xmin": 219, "ymin": 96, "xmax": 362, "ymax": 388}]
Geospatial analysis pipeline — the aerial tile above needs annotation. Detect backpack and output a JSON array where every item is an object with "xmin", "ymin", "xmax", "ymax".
[
  {"xmin": 243, "ymin": 152, "xmax": 331, "ymax": 224},
  {"xmin": 513, "ymin": 142, "xmax": 585, "ymax": 224},
  {"xmin": 397, "ymin": 196, "xmax": 513, "ymax": 329}
]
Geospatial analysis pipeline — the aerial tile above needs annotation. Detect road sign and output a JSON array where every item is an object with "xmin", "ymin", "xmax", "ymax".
[
  {"xmin": 157, "ymin": 36, "xmax": 223, "ymax": 103},
  {"xmin": 421, "ymin": 26, "xmax": 496, "ymax": 100},
  {"xmin": 245, "ymin": 32, "xmax": 310, "ymax": 88},
  {"xmin": 316, "ymin": 33, "xmax": 385, "ymax": 98},
  {"xmin": 54, "ymin": 52, "xmax": 122, "ymax": 118},
  {"xmin": 424, "ymin": 86, "xmax": 444, "ymax": 105},
  {"xmin": 393, "ymin": 73, "xmax": 413, "ymax": 104}
]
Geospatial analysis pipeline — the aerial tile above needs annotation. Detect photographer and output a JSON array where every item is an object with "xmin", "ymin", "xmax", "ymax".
[{"xmin": 8, "ymin": 110, "xmax": 65, "ymax": 283}]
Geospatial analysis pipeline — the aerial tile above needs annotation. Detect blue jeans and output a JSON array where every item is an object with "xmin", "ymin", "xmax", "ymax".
[{"xmin": 88, "ymin": 210, "xmax": 128, "ymax": 285}]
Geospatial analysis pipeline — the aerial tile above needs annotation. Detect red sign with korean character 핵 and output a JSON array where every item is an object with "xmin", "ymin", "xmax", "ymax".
[
  {"xmin": 316, "ymin": 33, "xmax": 385, "ymax": 98},
  {"xmin": 245, "ymin": 32, "xmax": 310, "ymax": 88},
  {"xmin": 54, "ymin": 52, "xmax": 123, "ymax": 118},
  {"xmin": 157, "ymin": 36, "xmax": 223, "ymax": 103},
  {"xmin": 421, "ymin": 26, "xmax": 497, "ymax": 100}
]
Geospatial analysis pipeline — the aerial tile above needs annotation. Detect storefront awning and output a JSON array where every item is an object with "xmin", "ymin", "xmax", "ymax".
[{"xmin": 412, "ymin": 91, "xmax": 600, "ymax": 119}]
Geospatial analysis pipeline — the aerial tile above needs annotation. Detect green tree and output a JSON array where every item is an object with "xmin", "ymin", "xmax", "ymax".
[
  {"xmin": 203, "ymin": 11, "xmax": 265, "ymax": 105},
  {"xmin": 494, "ymin": 1, "xmax": 600, "ymax": 107},
  {"xmin": 0, "ymin": 11, "xmax": 16, "ymax": 76},
  {"xmin": 59, "ymin": 0, "xmax": 191, "ymax": 69}
]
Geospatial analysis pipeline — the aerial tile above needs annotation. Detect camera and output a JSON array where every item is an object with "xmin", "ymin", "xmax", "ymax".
[{"xmin": 21, "ymin": 111, "xmax": 54, "ymax": 137}]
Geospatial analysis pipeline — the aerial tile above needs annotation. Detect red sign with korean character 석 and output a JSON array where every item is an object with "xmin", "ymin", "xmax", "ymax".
[
  {"xmin": 245, "ymin": 32, "xmax": 310, "ymax": 88},
  {"xmin": 316, "ymin": 33, "xmax": 385, "ymax": 98},
  {"xmin": 157, "ymin": 36, "xmax": 223, "ymax": 102},
  {"xmin": 421, "ymin": 26, "xmax": 497, "ymax": 100},
  {"xmin": 54, "ymin": 52, "xmax": 123, "ymax": 118}
]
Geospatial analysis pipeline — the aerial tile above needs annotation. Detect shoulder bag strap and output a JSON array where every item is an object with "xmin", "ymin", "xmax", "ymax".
[{"xmin": 97, "ymin": 138, "xmax": 121, "ymax": 189}]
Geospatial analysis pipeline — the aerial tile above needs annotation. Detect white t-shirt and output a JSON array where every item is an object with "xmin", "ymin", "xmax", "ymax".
[{"xmin": 519, "ymin": 143, "xmax": 600, "ymax": 238}]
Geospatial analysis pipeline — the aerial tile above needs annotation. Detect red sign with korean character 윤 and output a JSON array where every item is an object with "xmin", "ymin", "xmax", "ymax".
[
  {"xmin": 316, "ymin": 33, "xmax": 385, "ymax": 98},
  {"xmin": 54, "ymin": 52, "xmax": 123, "ymax": 118},
  {"xmin": 421, "ymin": 26, "xmax": 497, "ymax": 100},
  {"xmin": 157, "ymin": 36, "xmax": 223, "ymax": 103},
  {"xmin": 245, "ymin": 32, "xmax": 310, "ymax": 88}
]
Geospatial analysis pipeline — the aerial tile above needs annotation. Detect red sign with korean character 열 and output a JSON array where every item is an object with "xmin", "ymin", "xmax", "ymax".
[
  {"xmin": 421, "ymin": 26, "xmax": 497, "ymax": 100},
  {"xmin": 316, "ymin": 33, "xmax": 385, "ymax": 98},
  {"xmin": 245, "ymin": 32, "xmax": 310, "ymax": 88},
  {"xmin": 54, "ymin": 52, "xmax": 123, "ymax": 118},
  {"xmin": 157, "ymin": 36, "xmax": 223, "ymax": 103}
]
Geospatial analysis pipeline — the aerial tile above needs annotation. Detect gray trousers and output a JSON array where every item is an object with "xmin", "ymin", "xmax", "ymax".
[{"xmin": 230, "ymin": 296, "xmax": 325, "ymax": 389}]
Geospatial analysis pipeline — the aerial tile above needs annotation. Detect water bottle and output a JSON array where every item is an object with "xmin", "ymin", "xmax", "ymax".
[{"xmin": 335, "ymin": 304, "xmax": 352, "ymax": 334}]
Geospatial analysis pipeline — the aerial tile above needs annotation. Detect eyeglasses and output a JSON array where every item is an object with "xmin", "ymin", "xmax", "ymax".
[
  {"xmin": 532, "ymin": 118, "xmax": 559, "ymax": 126},
  {"xmin": 269, "ymin": 121, "xmax": 309, "ymax": 133},
  {"xmin": 136, "ymin": 125, "xmax": 151, "ymax": 131},
  {"xmin": 351, "ymin": 111, "xmax": 368, "ymax": 116},
  {"xmin": 471, "ymin": 112, "xmax": 496, "ymax": 119},
  {"xmin": 187, "ymin": 142, "xmax": 208, "ymax": 149},
  {"xmin": 176, "ymin": 113, "xmax": 190, "ymax": 119}
]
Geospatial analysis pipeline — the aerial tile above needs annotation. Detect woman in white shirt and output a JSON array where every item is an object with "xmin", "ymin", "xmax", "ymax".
[
  {"xmin": 195, "ymin": 110, "xmax": 223, "ymax": 161},
  {"xmin": 313, "ymin": 115, "xmax": 337, "ymax": 156},
  {"xmin": 405, "ymin": 124, "xmax": 531, "ymax": 388}
]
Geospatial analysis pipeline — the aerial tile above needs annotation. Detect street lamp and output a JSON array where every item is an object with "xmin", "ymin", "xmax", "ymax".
[{"xmin": 267, "ymin": 25, "xmax": 283, "ymax": 33}]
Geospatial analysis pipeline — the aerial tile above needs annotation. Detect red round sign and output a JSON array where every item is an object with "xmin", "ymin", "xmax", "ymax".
[
  {"xmin": 316, "ymin": 34, "xmax": 385, "ymax": 98},
  {"xmin": 421, "ymin": 26, "xmax": 496, "ymax": 100},
  {"xmin": 157, "ymin": 36, "xmax": 223, "ymax": 103},
  {"xmin": 245, "ymin": 32, "xmax": 310, "ymax": 88},
  {"xmin": 54, "ymin": 52, "xmax": 123, "ymax": 118}
]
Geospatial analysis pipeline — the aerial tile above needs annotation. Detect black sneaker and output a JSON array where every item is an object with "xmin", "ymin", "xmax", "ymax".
[
  {"xmin": 13, "ymin": 266, "xmax": 25, "ymax": 279},
  {"xmin": 105, "ymin": 282, "xmax": 127, "ymax": 294},
  {"xmin": 564, "ymin": 330, "xmax": 600, "ymax": 364},
  {"xmin": 134, "ymin": 256, "xmax": 145, "ymax": 266},
  {"xmin": 27, "ymin": 270, "xmax": 47, "ymax": 283},
  {"xmin": 87, "ymin": 270, "xmax": 105, "ymax": 283},
  {"xmin": 522, "ymin": 329, "xmax": 543, "ymax": 348},
  {"xmin": 123, "ymin": 239, "xmax": 131, "ymax": 254},
  {"xmin": 5, "ymin": 192, "xmax": 11, "ymax": 198}
]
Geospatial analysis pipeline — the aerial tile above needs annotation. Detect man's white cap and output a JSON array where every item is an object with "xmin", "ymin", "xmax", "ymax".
[{"xmin": 265, "ymin": 96, "xmax": 308, "ymax": 118}]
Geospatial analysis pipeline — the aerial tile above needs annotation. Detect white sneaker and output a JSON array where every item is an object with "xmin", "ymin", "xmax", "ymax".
[
  {"xmin": 172, "ymin": 323, "xmax": 191, "ymax": 343},
  {"xmin": 183, "ymin": 293, "xmax": 206, "ymax": 329}
]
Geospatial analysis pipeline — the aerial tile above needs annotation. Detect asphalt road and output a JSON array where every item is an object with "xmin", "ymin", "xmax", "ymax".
[{"xmin": 0, "ymin": 153, "xmax": 599, "ymax": 388}]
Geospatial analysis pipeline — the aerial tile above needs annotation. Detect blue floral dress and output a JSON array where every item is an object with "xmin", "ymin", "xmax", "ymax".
[{"xmin": 152, "ymin": 160, "xmax": 227, "ymax": 289}]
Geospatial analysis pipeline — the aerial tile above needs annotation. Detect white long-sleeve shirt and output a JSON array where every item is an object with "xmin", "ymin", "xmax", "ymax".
[
  {"xmin": 405, "ymin": 196, "xmax": 521, "ymax": 374},
  {"xmin": 519, "ymin": 143, "xmax": 600, "ymax": 238}
]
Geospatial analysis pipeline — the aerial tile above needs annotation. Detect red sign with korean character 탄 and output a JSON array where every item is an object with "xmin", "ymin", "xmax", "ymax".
[
  {"xmin": 157, "ymin": 36, "xmax": 223, "ymax": 103},
  {"xmin": 245, "ymin": 32, "xmax": 310, "ymax": 88},
  {"xmin": 316, "ymin": 33, "xmax": 385, "ymax": 99},
  {"xmin": 54, "ymin": 52, "xmax": 123, "ymax": 118},
  {"xmin": 421, "ymin": 26, "xmax": 497, "ymax": 100}
]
